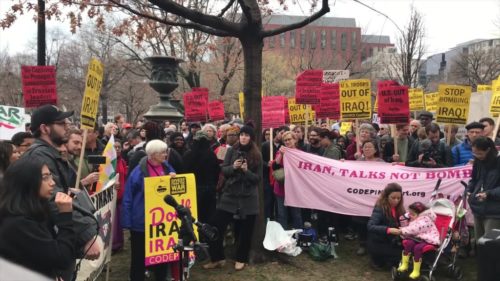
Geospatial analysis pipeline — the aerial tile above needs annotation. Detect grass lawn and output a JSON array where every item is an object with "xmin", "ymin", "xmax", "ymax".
[{"xmin": 98, "ymin": 231, "xmax": 477, "ymax": 281}]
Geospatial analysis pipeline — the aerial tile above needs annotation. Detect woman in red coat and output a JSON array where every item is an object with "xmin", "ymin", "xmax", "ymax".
[{"xmin": 112, "ymin": 141, "xmax": 128, "ymax": 252}]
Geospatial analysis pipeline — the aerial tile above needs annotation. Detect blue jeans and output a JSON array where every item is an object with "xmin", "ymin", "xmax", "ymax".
[{"xmin": 276, "ymin": 196, "xmax": 302, "ymax": 229}]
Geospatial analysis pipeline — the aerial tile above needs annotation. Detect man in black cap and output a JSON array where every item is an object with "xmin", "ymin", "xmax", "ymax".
[
  {"xmin": 22, "ymin": 105, "xmax": 99, "ymax": 280},
  {"xmin": 418, "ymin": 111, "xmax": 434, "ymax": 127},
  {"xmin": 451, "ymin": 121, "xmax": 485, "ymax": 166}
]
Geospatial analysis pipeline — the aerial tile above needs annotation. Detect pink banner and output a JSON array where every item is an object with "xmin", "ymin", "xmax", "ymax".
[{"xmin": 283, "ymin": 148, "xmax": 471, "ymax": 217}]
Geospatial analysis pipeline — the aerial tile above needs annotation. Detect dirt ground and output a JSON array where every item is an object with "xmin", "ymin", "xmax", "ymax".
[{"xmin": 97, "ymin": 231, "xmax": 477, "ymax": 281}]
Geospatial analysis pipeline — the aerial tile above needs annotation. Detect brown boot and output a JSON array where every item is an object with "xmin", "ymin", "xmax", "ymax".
[{"xmin": 202, "ymin": 260, "xmax": 226, "ymax": 269}]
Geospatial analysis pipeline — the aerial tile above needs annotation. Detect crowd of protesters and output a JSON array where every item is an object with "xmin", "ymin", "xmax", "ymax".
[{"xmin": 0, "ymin": 104, "xmax": 499, "ymax": 280}]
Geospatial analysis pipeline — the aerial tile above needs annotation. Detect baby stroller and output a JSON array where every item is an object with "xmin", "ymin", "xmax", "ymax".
[{"xmin": 392, "ymin": 196, "xmax": 465, "ymax": 281}]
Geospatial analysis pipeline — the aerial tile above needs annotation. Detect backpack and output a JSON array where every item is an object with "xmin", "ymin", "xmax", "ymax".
[{"xmin": 308, "ymin": 242, "xmax": 333, "ymax": 261}]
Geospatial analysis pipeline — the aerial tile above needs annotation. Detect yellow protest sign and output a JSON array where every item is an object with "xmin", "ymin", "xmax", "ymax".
[
  {"xmin": 339, "ymin": 122, "xmax": 352, "ymax": 136},
  {"xmin": 409, "ymin": 88, "xmax": 425, "ymax": 111},
  {"xmin": 436, "ymin": 84, "xmax": 471, "ymax": 125},
  {"xmin": 144, "ymin": 174, "xmax": 198, "ymax": 266},
  {"xmin": 339, "ymin": 79, "xmax": 371, "ymax": 119},
  {"xmin": 477, "ymin": 84, "xmax": 492, "ymax": 92},
  {"xmin": 288, "ymin": 98, "xmax": 315, "ymax": 124},
  {"xmin": 239, "ymin": 92, "xmax": 245, "ymax": 121},
  {"xmin": 425, "ymin": 92, "xmax": 439, "ymax": 112},
  {"xmin": 80, "ymin": 58, "xmax": 103, "ymax": 129},
  {"xmin": 490, "ymin": 79, "xmax": 500, "ymax": 116}
]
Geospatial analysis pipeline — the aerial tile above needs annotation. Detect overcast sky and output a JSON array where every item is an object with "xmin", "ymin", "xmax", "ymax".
[{"xmin": 1, "ymin": 0, "xmax": 499, "ymax": 58}]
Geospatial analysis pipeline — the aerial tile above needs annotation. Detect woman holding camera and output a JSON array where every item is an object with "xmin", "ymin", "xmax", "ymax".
[
  {"xmin": 0, "ymin": 157, "xmax": 75, "ymax": 279},
  {"xmin": 367, "ymin": 183, "xmax": 405, "ymax": 270},
  {"xmin": 204, "ymin": 125, "xmax": 262, "ymax": 271},
  {"xmin": 467, "ymin": 136, "xmax": 500, "ymax": 240}
]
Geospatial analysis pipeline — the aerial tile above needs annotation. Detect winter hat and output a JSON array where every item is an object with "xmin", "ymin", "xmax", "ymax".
[
  {"xmin": 465, "ymin": 121, "xmax": 485, "ymax": 131},
  {"xmin": 239, "ymin": 125, "xmax": 255, "ymax": 141}
]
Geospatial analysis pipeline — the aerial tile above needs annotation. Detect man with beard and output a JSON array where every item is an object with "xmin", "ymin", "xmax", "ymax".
[
  {"xmin": 65, "ymin": 129, "xmax": 100, "ymax": 191},
  {"xmin": 303, "ymin": 127, "xmax": 325, "ymax": 156},
  {"xmin": 22, "ymin": 105, "xmax": 99, "ymax": 281}
]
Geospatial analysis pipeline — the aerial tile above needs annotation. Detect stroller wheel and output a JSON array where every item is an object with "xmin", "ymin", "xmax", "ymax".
[
  {"xmin": 447, "ymin": 265, "xmax": 463, "ymax": 280},
  {"xmin": 391, "ymin": 266, "xmax": 403, "ymax": 280},
  {"xmin": 452, "ymin": 266, "xmax": 463, "ymax": 281},
  {"xmin": 420, "ymin": 275, "xmax": 436, "ymax": 281}
]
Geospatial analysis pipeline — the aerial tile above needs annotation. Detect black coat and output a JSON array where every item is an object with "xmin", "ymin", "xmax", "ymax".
[
  {"xmin": 468, "ymin": 156, "xmax": 500, "ymax": 219},
  {"xmin": 367, "ymin": 206, "xmax": 401, "ymax": 253},
  {"xmin": 0, "ymin": 213, "xmax": 75, "ymax": 279}
]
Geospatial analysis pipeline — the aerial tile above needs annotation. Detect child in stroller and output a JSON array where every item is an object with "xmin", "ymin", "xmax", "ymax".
[{"xmin": 397, "ymin": 202, "xmax": 440, "ymax": 280}]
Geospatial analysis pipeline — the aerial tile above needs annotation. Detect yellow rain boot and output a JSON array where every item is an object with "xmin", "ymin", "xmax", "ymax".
[
  {"xmin": 409, "ymin": 258, "xmax": 422, "ymax": 280},
  {"xmin": 397, "ymin": 252, "xmax": 411, "ymax": 272}
]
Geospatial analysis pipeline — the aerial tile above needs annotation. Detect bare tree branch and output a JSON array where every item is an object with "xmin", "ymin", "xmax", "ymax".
[{"xmin": 261, "ymin": 0, "xmax": 330, "ymax": 38}]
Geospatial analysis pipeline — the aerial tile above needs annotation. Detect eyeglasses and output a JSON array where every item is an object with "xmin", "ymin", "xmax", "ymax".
[
  {"xmin": 309, "ymin": 134, "xmax": 319, "ymax": 137},
  {"xmin": 283, "ymin": 138, "xmax": 293, "ymax": 142},
  {"xmin": 42, "ymin": 173, "xmax": 53, "ymax": 182},
  {"xmin": 53, "ymin": 121, "xmax": 70, "ymax": 127}
]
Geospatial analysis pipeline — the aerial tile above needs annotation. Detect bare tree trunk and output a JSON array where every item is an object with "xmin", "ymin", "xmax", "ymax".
[{"xmin": 240, "ymin": 35, "xmax": 267, "ymax": 263}]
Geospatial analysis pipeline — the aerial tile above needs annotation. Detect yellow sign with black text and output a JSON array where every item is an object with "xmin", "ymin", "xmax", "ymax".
[
  {"xmin": 409, "ymin": 88, "xmax": 425, "ymax": 111},
  {"xmin": 80, "ymin": 58, "xmax": 104, "ymax": 129},
  {"xmin": 144, "ymin": 174, "xmax": 197, "ymax": 266},
  {"xmin": 288, "ymin": 98, "xmax": 315, "ymax": 124},
  {"xmin": 424, "ymin": 92, "xmax": 439, "ymax": 113},
  {"xmin": 477, "ymin": 84, "xmax": 492, "ymax": 92},
  {"xmin": 436, "ymin": 84, "xmax": 471, "ymax": 125},
  {"xmin": 339, "ymin": 79, "xmax": 371, "ymax": 119},
  {"xmin": 489, "ymin": 79, "xmax": 500, "ymax": 116}
]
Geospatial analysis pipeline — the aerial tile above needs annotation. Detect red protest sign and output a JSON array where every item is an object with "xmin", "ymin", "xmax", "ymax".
[
  {"xmin": 316, "ymin": 83, "xmax": 340, "ymax": 120},
  {"xmin": 183, "ymin": 91, "xmax": 208, "ymax": 122},
  {"xmin": 21, "ymin": 65, "xmax": 57, "ymax": 108},
  {"xmin": 296, "ymin": 70, "xmax": 323, "ymax": 105},
  {"xmin": 262, "ymin": 96, "xmax": 286, "ymax": 129},
  {"xmin": 377, "ymin": 85, "xmax": 410, "ymax": 124},
  {"xmin": 208, "ymin": 100, "xmax": 225, "ymax": 121},
  {"xmin": 377, "ymin": 80, "xmax": 400, "ymax": 88}
]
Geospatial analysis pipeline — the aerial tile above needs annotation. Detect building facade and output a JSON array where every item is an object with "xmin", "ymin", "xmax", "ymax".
[{"xmin": 262, "ymin": 15, "xmax": 393, "ymax": 72}]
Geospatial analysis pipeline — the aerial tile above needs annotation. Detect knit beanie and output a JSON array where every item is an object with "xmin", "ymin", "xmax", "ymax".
[{"xmin": 239, "ymin": 125, "xmax": 255, "ymax": 141}]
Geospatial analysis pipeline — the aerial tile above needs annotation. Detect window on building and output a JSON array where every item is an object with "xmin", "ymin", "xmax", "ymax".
[
  {"xmin": 489, "ymin": 40, "xmax": 493, "ymax": 47},
  {"xmin": 310, "ymin": 31, "xmax": 317, "ymax": 49},
  {"xmin": 351, "ymin": 31, "xmax": 357, "ymax": 51},
  {"xmin": 320, "ymin": 30, "xmax": 326, "ymax": 49},
  {"xmin": 369, "ymin": 48, "xmax": 373, "ymax": 57},
  {"xmin": 280, "ymin": 33, "xmax": 286, "ymax": 48},
  {"xmin": 331, "ymin": 30, "xmax": 337, "ymax": 50},
  {"xmin": 290, "ymin": 31, "xmax": 296, "ymax": 48},
  {"xmin": 300, "ymin": 29, "xmax": 306, "ymax": 49},
  {"xmin": 341, "ymin": 32, "xmax": 347, "ymax": 51},
  {"xmin": 269, "ymin": 36, "xmax": 275, "ymax": 48},
  {"xmin": 462, "ymin": 47, "xmax": 468, "ymax": 54}
]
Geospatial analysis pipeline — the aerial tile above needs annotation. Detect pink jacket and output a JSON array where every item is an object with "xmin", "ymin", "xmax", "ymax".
[{"xmin": 401, "ymin": 210, "xmax": 440, "ymax": 246}]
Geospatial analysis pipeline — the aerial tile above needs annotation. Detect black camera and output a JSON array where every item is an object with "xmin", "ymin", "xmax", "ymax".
[
  {"xmin": 87, "ymin": 155, "xmax": 106, "ymax": 165},
  {"xmin": 237, "ymin": 151, "xmax": 247, "ymax": 161},
  {"xmin": 422, "ymin": 150, "xmax": 432, "ymax": 161}
]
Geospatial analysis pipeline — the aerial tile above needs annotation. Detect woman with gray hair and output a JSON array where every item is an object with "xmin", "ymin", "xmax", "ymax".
[
  {"xmin": 122, "ymin": 140, "xmax": 176, "ymax": 281},
  {"xmin": 202, "ymin": 123, "xmax": 220, "ymax": 151},
  {"xmin": 346, "ymin": 123, "xmax": 377, "ymax": 160}
]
